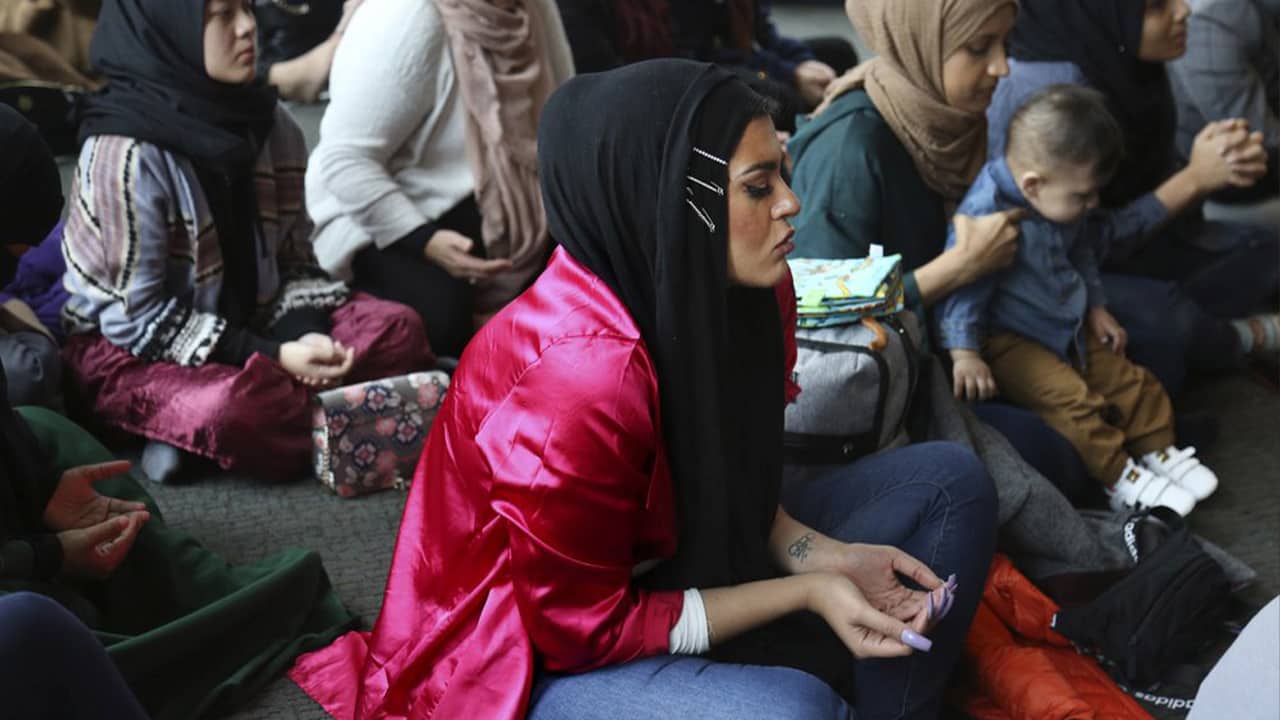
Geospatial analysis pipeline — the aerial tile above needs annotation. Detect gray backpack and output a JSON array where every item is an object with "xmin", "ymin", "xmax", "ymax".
[{"xmin": 783, "ymin": 312, "xmax": 923, "ymax": 464}]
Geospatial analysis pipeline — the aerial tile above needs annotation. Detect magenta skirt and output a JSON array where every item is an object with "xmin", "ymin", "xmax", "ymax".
[{"xmin": 63, "ymin": 293, "xmax": 434, "ymax": 480}]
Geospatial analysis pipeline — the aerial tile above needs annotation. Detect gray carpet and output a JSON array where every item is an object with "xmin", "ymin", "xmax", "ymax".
[{"xmin": 60, "ymin": 5, "xmax": 1280, "ymax": 718}]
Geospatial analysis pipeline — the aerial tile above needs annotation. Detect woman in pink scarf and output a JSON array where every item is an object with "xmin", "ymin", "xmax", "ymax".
[{"xmin": 305, "ymin": 0, "xmax": 575, "ymax": 359}]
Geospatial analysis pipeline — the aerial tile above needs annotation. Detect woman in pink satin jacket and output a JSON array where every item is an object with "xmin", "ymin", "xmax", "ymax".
[{"xmin": 291, "ymin": 59, "xmax": 998, "ymax": 720}]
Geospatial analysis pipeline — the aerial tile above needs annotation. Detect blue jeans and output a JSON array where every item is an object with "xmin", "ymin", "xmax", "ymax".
[
  {"xmin": 0, "ymin": 592, "xmax": 147, "ymax": 720},
  {"xmin": 529, "ymin": 656, "xmax": 856, "ymax": 720},
  {"xmin": 528, "ymin": 442, "xmax": 997, "ymax": 720},
  {"xmin": 1102, "ymin": 274, "xmax": 1236, "ymax": 397},
  {"xmin": 971, "ymin": 401, "xmax": 1092, "ymax": 503},
  {"xmin": 1105, "ymin": 218, "xmax": 1280, "ymax": 395}
]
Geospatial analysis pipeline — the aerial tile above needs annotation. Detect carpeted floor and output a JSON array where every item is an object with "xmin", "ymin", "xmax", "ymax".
[
  {"xmin": 64, "ymin": 5, "xmax": 1279, "ymax": 718},
  {"xmin": 146, "ymin": 372, "xmax": 1278, "ymax": 720}
]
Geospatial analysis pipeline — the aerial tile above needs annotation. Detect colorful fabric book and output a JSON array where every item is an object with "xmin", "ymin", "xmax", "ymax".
[{"xmin": 788, "ymin": 255, "xmax": 904, "ymax": 328}]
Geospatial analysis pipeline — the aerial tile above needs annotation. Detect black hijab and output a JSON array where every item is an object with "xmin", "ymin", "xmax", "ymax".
[
  {"xmin": 1009, "ymin": 0, "xmax": 1179, "ymax": 207},
  {"xmin": 0, "ymin": 361, "xmax": 58, "ymax": 561},
  {"xmin": 79, "ymin": 0, "xmax": 279, "ymax": 323},
  {"xmin": 0, "ymin": 106, "xmax": 63, "ymax": 283},
  {"xmin": 538, "ymin": 60, "xmax": 784, "ymax": 592}
]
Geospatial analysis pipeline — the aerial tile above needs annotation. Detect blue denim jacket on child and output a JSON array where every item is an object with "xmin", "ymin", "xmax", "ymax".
[{"xmin": 935, "ymin": 157, "xmax": 1167, "ymax": 365}]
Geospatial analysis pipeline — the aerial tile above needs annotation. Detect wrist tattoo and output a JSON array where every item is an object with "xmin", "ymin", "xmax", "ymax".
[{"xmin": 787, "ymin": 533, "xmax": 815, "ymax": 564}]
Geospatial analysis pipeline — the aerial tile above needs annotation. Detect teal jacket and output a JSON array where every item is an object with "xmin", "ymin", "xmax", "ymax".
[{"xmin": 788, "ymin": 90, "xmax": 950, "ymax": 313}]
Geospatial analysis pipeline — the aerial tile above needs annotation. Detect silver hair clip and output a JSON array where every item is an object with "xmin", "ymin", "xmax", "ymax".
[
  {"xmin": 686, "ymin": 199, "xmax": 716, "ymax": 233},
  {"xmin": 691, "ymin": 147, "xmax": 727, "ymax": 166},
  {"xmin": 686, "ymin": 175, "xmax": 724, "ymax": 196}
]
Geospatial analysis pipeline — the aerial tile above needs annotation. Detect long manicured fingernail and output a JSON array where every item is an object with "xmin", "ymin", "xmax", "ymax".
[
  {"xmin": 901, "ymin": 629, "xmax": 933, "ymax": 652},
  {"xmin": 926, "ymin": 590, "xmax": 935, "ymax": 620},
  {"xmin": 940, "ymin": 592, "xmax": 955, "ymax": 619}
]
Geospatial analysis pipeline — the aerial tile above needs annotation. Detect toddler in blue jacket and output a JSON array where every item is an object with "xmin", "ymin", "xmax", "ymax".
[{"xmin": 936, "ymin": 85, "xmax": 1217, "ymax": 516}]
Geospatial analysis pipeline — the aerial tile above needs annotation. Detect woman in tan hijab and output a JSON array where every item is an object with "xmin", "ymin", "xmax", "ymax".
[
  {"xmin": 790, "ymin": 0, "xmax": 1020, "ymax": 286},
  {"xmin": 305, "ymin": 0, "xmax": 574, "ymax": 359},
  {"xmin": 786, "ymin": 0, "xmax": 1103, "ymax": 500}
]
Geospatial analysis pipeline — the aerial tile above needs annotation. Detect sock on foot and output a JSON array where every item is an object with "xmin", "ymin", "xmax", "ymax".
[
  {"xmin": 141, "ymin": 441, "xmax": 186, "ymax": 484},
  {"xmin": 1232, "ymin": 313, "xmax": 1280, "ymax": 353}
]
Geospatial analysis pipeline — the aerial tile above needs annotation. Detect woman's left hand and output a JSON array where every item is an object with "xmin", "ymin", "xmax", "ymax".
[
  {"xmin": 827, "ymin": 543, "xmax": 953, "ymax": 628},
  {"xmin": 43, "ymin": 460, "xmax": 148, "ymax": 532},
  {"xmin": 292, "ymin": 333, "xmax": 355, "ymax": 388}
]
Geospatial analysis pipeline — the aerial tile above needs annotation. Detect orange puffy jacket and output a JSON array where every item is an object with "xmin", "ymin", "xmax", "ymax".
[{"xmin": 952, "ymin": 555, "xmax": 1151, "ymax": 720}]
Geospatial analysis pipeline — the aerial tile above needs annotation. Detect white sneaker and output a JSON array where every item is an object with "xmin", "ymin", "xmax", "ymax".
[
  {"xmin": 1108, "ymin": 459, "xmax": 1197, "ymax": 516},
  {"xmin": 1141, "ymin": 445, "xmax": 1218, "ymax": 501}
]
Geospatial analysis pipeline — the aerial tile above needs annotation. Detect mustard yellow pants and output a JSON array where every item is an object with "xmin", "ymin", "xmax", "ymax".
[{"xmin": 984, "ymin": 332, "xmax": 1175, "ymax": 485}]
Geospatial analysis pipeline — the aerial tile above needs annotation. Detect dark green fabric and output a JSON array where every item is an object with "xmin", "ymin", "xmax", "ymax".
[
  {"xmin": 7, "ymin": 406, "xmax": 358, "ymax": 720},
  {"xmin": 788, "ymin": 90, "xmax": 949, "ymax": 314}
]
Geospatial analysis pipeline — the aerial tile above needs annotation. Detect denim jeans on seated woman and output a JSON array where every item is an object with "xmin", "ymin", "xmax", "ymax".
[
  {"xmin": 1103, "ymin": 218, "xmax": 1280, "ymax": 396},
  {"xmin": 528, "ymin": 442, "xmax": 997, "ymax": 720},
  {"xmin": 971, "ymin": 401, "xmax": 1094, "ymax": 504}
]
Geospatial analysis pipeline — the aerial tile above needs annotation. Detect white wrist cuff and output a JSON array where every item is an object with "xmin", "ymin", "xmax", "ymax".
[{"xmin": 667, "ymin": 588, "xmax": 711, "ymax": 655}]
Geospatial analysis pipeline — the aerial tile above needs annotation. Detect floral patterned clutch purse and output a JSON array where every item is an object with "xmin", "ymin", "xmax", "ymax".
[{"xmin": 311, "ymin": 371, "xmax": 450, "ymax": 498}]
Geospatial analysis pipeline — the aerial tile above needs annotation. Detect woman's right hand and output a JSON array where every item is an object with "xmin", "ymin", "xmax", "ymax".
[
  {"xmin": 952, "ymin": 208, "xmax": 1025, "ymax": 284},
  {"xmin": 805, "ymin": 572, "xmax": 929, "ymax": 659},
  {"xmin": 1187, "ymin": 119, "xmax": 1269, "ymax": 194},
  {"xmin": 58, "ymin": 512, "xmax": 148, "ymax": 580},
  {"xmin": 424, "ymin": 230, "xmax": 513, "ymax": 284}
]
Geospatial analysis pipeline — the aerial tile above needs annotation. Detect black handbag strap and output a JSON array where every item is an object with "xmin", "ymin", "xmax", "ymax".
[{"xmin": 782, "ymin": 431, "xmax": 879, "ymax": 465}]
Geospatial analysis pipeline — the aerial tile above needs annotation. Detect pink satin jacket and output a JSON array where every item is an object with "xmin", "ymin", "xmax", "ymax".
[{"xmin": 291, "ymin": 247, "xmax": 799, "ymax": 719}]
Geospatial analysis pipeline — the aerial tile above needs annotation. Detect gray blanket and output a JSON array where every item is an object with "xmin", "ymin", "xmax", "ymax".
[{"xmin": 921, "ymin": 359, "xmax": 1255, "ymax": 587}]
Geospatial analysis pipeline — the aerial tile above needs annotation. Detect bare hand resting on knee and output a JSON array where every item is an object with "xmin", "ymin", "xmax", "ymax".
[
  {"xmin": 804, "ymin": 573, "xmax": 933, "ymax": 658},
  {"xmin": 949, "ymin": 348, "xmax": 998, "ymax": 401},
  {"xmin": 280, "ymin": 333, "xmax": 354, "ymax": 388}
]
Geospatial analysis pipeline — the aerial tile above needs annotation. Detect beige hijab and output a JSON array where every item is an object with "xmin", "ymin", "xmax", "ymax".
[
  {"xmin": 433, "ymin": 0, "xmax": 555, "ymax": 311},
  {"xmin": 815, "ymin": 0, "xmax": 1017, "ymax": 201}
]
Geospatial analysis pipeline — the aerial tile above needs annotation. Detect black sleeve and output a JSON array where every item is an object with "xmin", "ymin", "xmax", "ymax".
[
  {"xmin": 0, "ymin": 534, "xmax": 63, "ymax": 580},
  {"xmin": 271, "ymin": 308, "xmax": 333, "ymax": 342},
  {"xmin": 210, "ymin": 325, "xmax": 283, "ymax": 367},
  {"xmin": 388, "ymin": 223, "xmax": 438, "ymax": 259}
]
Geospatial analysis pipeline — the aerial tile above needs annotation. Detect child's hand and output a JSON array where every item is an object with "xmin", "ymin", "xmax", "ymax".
[
  {"xmin": 950, "ymin": 349, "xmax": 998, "ymax": 401},
  {"xmin": 1088, "ymin": 306, "xmax": 1127, "ymax": 356}
]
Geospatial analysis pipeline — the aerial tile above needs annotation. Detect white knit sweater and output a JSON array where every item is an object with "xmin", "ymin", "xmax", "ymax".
[{"xmin": 306, "ymin": 0, "xmax": 575, "ymax": 280}]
